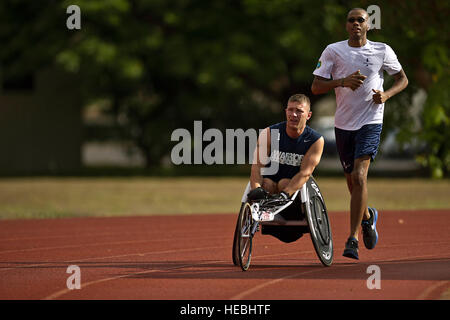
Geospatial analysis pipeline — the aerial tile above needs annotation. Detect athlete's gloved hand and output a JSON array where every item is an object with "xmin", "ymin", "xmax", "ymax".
[
  {"xmin": 270, "ymin": 191, "xmax": 290, "ymax": 201},
  {"xmin": 247, "ymin": 187, "xmax": 269, "ymax": 201}
]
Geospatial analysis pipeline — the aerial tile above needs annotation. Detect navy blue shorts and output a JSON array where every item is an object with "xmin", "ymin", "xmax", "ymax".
[{"xmin": 335, "ymin": 124, "xmax": 382, "ymax": 174}]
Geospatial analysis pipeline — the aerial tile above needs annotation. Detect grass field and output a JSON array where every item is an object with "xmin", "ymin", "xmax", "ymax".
[{"xmin": 0, "ymin": 177, "xmax": 449, "ymax": 219}]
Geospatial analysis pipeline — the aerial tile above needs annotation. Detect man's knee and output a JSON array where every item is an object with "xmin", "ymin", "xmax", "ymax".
[
  {"xmin": 351, "ymin": 157, "xmax": 370, "ymax": 187},
  {"xmin": 277, "ymin": 178, "xmax": 291, "ymax": 192},
  {"xmin": 262, "ymin": 178, "xmax": 278, "ymax": 194},
  {"xmin": 350, "ymin": 170, "xmax": 367, "ymax": 187}
]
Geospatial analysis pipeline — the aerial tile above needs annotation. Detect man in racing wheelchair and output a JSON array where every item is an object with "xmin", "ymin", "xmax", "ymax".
[
  {"xmin": 233, "ymin": 93, "xmax": 331, "ymax": 270},
  {"xmin": 248, "ymin": 93, "xmax": 324, "ymax": 207}
]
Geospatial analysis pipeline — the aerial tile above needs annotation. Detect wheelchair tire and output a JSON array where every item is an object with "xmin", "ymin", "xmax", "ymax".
[
  {"xmin": 237, "ymin": 202, "xmax": 253, "ymax": 271},
  {"xmin": 305, "ymin": 177, "xmax": 333, "ymax": 267},
  {"xmin": 232, "ymin": 203, "xmax": 245, "ymax": 266}
]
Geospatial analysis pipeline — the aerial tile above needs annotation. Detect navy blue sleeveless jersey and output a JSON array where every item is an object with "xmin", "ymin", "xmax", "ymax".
[{"xmin": 263, "ymin": 122, "xmax": 322, "ymax": 182}]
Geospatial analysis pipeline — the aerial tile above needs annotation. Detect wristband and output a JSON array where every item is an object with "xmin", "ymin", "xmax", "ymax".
[{"xmin": 341, "ymin": 78, "xmax": 344, "ymax": 87}]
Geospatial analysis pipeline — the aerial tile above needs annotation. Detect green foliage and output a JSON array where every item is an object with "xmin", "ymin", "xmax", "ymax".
[
  {"xmin": 1, "ymin": 0, "xmax": 448, "ymax": 176},
  {"xmin": 358, "ymin": 0, "xmax": 450, "ymax": 178},
  {"xmin": 416, "ymin": 77, "xmax": 450, "ymax": 178}
]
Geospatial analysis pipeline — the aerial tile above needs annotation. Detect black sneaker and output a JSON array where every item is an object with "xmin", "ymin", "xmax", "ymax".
[
  {"xmin": 343, "ymin": 237, "xmax": 359, "ymax": 260},
  {"xmin": 361, "ymin": 207, "xmax": 379, "ymax": 250}
]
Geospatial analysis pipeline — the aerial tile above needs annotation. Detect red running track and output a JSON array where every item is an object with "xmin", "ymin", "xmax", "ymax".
[{"xmin": 0, "ymin": 210, "xmax": 449, "ymax": 300}]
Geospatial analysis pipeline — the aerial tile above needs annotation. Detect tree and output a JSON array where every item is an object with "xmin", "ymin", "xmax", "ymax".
[
  {"xmin": 53, "ymin": 0, "xmax": 344, "ymax": 166},
  {"xmin": 356, "ymin": 0, "xmax": 449, "ymax": 178},
  {"xmin": 1, "ymin": 0, "xmax": 448, "ymax": 176}
]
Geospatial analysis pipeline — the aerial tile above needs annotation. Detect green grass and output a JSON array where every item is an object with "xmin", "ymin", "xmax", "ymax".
[{"xmin": 0, "ymin": 177, "xmax": 449, "ymax": 219}]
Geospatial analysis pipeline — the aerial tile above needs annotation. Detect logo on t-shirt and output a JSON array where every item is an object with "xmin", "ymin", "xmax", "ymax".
[
  {"xmin": 270, "ymin": 149, "xmax": 303, "ymax": 167},
  {"xmin": 316, "ymin": 61, "xmax": 321, "ymax": 69}
]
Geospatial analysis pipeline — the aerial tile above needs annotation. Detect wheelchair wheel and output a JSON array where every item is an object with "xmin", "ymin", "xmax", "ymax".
[
  {"xmin": 236, "ymin": 202, "xmax": 253, "ymax": 271},
  {"xmin": 305, "ymin": 177, "xmax": 333, "ymax": 266},
  {"xmin": 232, "ymin": 203, "xmax": 245, "ymax": 266}
]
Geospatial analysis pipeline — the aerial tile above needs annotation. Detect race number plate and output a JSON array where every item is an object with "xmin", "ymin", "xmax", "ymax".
[{"xmin": 260, "ymin": 211, "xmax": 274, "ymax": 222}]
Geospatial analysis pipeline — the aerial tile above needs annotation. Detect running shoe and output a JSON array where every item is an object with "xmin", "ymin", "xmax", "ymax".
[
  {"xmin": 342, "ymin": 237, "xmax": 359, "ymax": 260},
  {"xmin": 361, "ymin": 207, "xmax": 379, "ymax": 249}
]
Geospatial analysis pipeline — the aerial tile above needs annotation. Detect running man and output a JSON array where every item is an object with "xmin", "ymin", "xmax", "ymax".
[{"xmin": 311, "ymin": 8, "xmax": 408, "ymax": 259}]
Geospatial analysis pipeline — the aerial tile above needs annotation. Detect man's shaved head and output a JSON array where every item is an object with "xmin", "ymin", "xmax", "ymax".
[{"xmin": 347, "ymin": 8, "xmax": 369, "ymax": 19}]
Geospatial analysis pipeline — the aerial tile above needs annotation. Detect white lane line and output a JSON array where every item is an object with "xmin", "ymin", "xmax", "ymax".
[
  {"xmin": 230, "ymin": 254, "xmax": 450, "ymax": 300},
  {"xmin": 0, "ymin": 234, "xmax": 228, "ymax": 255},
  {"xmin": 230, "ymin": 269, "xmax": 327, "ymax": 300},
  {"xmin": 43, "ymin": 257, "xmax": 231, "ymax": 300},
  {"xmin": 0, "ymin": 228, "xmax": 214, "ymax": 242},
  {"xmin": 43, "ymin": 263, "xmax": 199, "ymax": 300},
  {"xmin": 0, "ymin": 235, "xmax": 291, "ymax": 272},
  {"xmin": 0, "ymin": 241, "xmax": 230, "ymax": 272},
  {"xmin": 42, "ymin": 244, "xmax": 318, "ymax": 300},
  {"xmin": 416, "ymin": 281, "xmax": 450, "ymax": 300}
]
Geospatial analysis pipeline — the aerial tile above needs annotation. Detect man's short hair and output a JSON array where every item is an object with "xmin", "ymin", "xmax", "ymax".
[
  {"xmin": 348, "ymin": 8, "xmax": 369, "ymax": 18},
  {"xmin": 287, "ymin": 94, "xmax": 311, "ymax": 108}
]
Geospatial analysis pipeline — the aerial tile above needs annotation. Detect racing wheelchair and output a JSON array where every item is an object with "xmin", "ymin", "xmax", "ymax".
[{"xmin": 232, "ymin": 176, "xmax": 333, "ymax": 271}]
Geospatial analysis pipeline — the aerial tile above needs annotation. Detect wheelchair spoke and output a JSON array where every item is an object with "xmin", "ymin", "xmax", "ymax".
[{"xmin": 240, "ymin": 240, "xmax": 249, "ymax": 257}]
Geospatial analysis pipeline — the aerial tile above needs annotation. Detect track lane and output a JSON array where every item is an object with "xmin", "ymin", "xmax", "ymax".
[{"xmin": 0, "ymin": 210, "xmax": 448, "ymax": 300}]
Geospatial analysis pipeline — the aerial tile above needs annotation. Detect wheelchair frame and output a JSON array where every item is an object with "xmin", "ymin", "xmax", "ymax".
[{"xmin": 232, "ymin": 176, "xmax": 333, "ymax": 271}]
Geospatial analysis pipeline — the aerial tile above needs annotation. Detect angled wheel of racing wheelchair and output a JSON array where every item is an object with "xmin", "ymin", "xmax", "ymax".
[
  {"xmin": 232, "ymin": 201, "xmax": 255, "ymax": 271},
  {"xmin": 232, "ymin": 203, "xmax": 244, "ymax": 267},
  {"xmin": 232, "ymin": 182, "xmax": 258, "ymax": 271},
  {"xmin": 303, "ymin": 177, "xmax": 333, "ymax": 266}
]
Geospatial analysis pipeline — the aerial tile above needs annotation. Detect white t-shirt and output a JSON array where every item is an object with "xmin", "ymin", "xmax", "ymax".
[{"xmin": 313, "ymin": 40, "xmax": 402, "ymax": 130}]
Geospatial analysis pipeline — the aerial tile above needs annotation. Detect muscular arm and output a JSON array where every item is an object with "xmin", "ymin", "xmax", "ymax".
[
  {"xmin": 282, "ymin": 137, "xmax": 324, "ymax": 196},
  {"xmin": 311, "ymin": 70, "xmax": 367, "ymax": 95},
  {"xmin": 311, "ymin": 76, "xmax": 342, "ymax": 94},
  {"xmin": 250, "ymin": 128, "xmax": 271, "ymax": 189}
]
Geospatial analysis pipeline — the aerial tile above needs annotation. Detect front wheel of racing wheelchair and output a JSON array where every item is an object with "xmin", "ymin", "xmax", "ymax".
[{"xmin": 232, "ymin": 176, "xmax": 333, "ymax": 271}]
